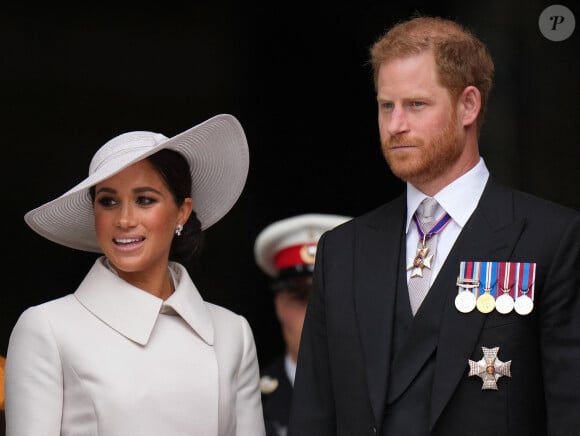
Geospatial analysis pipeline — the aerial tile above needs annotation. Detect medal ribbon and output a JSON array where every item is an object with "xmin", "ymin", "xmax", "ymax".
[
  {"xmin": 529, "ymin": 263, "xmax": 536, "ymax": 300},
  {"xmin": 479, "ymin": 261, "xmax": 488, "ymax": 297},
  {"xmin": 499, "ymin": 262, "xmax": 515, "ymax": 298},
  {"xmin": 412, "ymin": 212, "xmax": 452, "ymax": 243},
  {"xmin": 515, "ymin": 263, "xmax": 521, "ymax": 298},
  {"xmin": 498, "ymin": 261, "xmax": 506, "ymax": 294},
  {"xmin": 517, "ymin": 262, "xmax": 526, "ymax": 298},
  {"xmin": 520, "ymin": 263, "xmax": 529, "ymax": 296},
  {"xmin": 518, "ymin": 262, "xmax": 536, "ymax": 300},
  {"xmin": 487, "ymin": 261, "xmax": 498, "ymax": 297},
  {"xmin": 474, "ymin": 261, "xmax": 481, "ymax": 293},
  {"xmin": 457, "ymin": 261, "xmax": 478, "ymax": 293}
]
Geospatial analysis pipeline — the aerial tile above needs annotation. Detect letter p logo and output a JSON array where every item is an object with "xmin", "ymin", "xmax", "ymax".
[{"xmin": 539, "ymin": 5, "xmax": 576, "ymax": 41}]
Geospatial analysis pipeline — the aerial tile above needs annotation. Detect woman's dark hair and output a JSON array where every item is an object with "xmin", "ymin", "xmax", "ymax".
[
  {"xmin": 89, "ymin": 149, "xmax": 204, "ymax": 264},
  {"xmin": 148, "ymin": 149, "xmax": 204, "ymax": 263}
]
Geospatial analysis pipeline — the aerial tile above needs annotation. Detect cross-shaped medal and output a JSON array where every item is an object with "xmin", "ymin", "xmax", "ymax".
[
  {"xmin": 407, "ymin": 236, "xmax": 434, "ymax": 278},
  {"xmin": 468, "ymin": 346, "xmax": 512, "ymax": 390}
]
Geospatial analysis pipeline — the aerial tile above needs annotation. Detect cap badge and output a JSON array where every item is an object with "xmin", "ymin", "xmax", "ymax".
[{"xmin": 299, "ymin": 244, "xmax": 317, "ymax": 264}]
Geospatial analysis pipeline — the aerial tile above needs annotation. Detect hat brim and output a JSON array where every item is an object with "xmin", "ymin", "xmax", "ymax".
[
  {"xmin": 24, "ymin": 114, "xmax": 249, "ymax": 252},
  {"xmin": 254, "ymin": 214, "xmax": 352, "ymax": 277}
]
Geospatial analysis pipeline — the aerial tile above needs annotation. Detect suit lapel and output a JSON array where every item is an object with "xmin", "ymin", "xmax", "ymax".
[{"xmin": 354, "ymin": 194, "xmax": 406, "ymax": 425}]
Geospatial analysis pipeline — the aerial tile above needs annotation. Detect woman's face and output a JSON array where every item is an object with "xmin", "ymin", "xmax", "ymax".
[{"xmin": 93, "ymin": 159, "xmax": 192, "ymax": 280}]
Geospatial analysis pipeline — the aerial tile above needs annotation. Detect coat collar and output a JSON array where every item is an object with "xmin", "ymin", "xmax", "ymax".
[{"xmin": 74, "ymin": 257, "xmax": 214, "ymax": 346}]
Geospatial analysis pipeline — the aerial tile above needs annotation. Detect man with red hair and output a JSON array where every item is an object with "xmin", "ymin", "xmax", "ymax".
[{"xmin": 289, "ymin": 15, "xmax": 580, "ymax": 436}]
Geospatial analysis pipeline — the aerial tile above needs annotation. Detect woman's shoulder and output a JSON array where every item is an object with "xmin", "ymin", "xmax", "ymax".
[
  {"xmin": 8, "ymin": 295, "xmax": 79, "ymax": 355},
  {"xmin": 16, "ymin": 294, "xmax": 77, "ymax": 320},
  {"xmin": 10, "ymin": 294, "xmax": 77, "ymax": 336},
  {"xmin": 204, "ymin": 301, "xmax": 247, "ymax": 324},
  {"xmin": 203, "ymin": 302, "xmax": 256, "ymax": 341}
]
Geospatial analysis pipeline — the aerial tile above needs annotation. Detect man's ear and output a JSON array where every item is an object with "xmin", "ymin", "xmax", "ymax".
[{"xmin": 458, "ymin": 86, "xmax": 481, "ymax": 127}]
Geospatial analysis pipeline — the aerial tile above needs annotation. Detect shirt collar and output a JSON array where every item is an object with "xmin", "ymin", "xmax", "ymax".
[
  {"xmin": 406, "ymin": 157, "xmax": 490, "ymax": 232},
  {"xmin": 74, "ymin": 257, "xmax": 215, "ymax": 346}
]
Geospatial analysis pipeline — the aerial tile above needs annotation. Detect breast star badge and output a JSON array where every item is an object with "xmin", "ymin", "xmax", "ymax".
[{"xmin": 468, "ymin": 346, "xmax": 512, "ymax": 390}]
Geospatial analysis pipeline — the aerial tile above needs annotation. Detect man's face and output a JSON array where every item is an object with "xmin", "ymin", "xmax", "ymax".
[{"xmin": 376, "ymin": 51, "xmax": 470, "ymax": 191}]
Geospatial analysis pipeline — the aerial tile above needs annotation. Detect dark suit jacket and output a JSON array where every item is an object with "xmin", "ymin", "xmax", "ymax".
[
  {"xmin": 261, "ymin": 355, "xmax": 293, "ymax": 436},
  {"xmin": 288, "ymin": 178, "xmax": 580, "ymax": 436}
]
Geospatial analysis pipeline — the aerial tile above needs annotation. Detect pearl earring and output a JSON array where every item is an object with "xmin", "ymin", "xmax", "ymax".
[{"xmin": 175, "ymin": 224, "xmax": 183, "ymax": 236}]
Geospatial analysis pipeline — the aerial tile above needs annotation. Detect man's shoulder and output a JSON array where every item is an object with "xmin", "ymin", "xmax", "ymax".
[
  {"xmin": 490, "ymin": 180, "xmax": 579, "ymax": 219},
  {"xmin": 512, "ymin": 188, "xmax": 578, "ymax": 217},
  {"xmin": 482, "ymin": 180, "xmax": 579, "ymax": 239}
]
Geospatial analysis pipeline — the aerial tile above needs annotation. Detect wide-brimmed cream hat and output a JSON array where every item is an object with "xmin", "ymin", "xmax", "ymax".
[{"xmin": 24, "ymin": 114, "xmax": 249, "ymax": 253}]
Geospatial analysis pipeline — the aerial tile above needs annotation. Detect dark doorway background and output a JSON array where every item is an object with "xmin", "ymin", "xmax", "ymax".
[{"xmin": 1, "ymin": 2, "xmax": 578, "ymax": 369}]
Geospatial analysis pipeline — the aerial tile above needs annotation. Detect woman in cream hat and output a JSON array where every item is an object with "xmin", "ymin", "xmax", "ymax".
[{"xmin": 5, "ymin": 114, "xmax": 265, "ymax": 436}]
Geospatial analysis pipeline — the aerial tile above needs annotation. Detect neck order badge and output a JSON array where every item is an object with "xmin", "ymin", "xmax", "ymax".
[
  {"xmin": 407, "ymin": 198, "xmax": 452, "ymax": 315},
  {"xmin": 407, "ymin": 198, "xmax": 452, "ymax": 278}
]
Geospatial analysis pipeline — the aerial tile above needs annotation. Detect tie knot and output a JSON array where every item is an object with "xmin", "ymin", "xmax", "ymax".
[{"xmin": 418, "ymin": 197, "xmax": 438, "ymax": 219}]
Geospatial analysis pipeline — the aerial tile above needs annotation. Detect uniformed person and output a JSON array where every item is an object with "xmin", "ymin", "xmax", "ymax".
[{"xmin": 254, "ymin": 214, "xmax": 351, "ymax": 436}]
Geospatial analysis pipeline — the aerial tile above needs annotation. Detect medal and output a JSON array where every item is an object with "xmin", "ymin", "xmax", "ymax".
[
  {"xmin": 476, "ymin": 261, "xmax": 497, "ymax": 314},
  {"xmin": 495, "ymin": 261, "xmax": 515, "ymax": 314},
  {"xmin": 455, "ymin": 261, "xmax": 480, "ymax": 313},
  {"xmin": 468, "ymin": 346, "xmax": 512, "ymax": 390},
  {"xmin": 514, "ymin": 262, "xmax": 535, "ymax": 316},
  {"xmin": 514, "ymin": 295, "xmax": 533, "ymax": 315},
  {"xmin": 406, "ymin": 211, "xmax": 452, "ymax": 278},
  {"xmin": 455, "ymin": 291, "xmax": 477, "ymax": 313},
  {"xmin": 407, "ymin": 242, "xmax": 433, "ymax": 278},
  {"xmin": 495, "ymin": 293, "xmax": 514, "ymax": 314},
  {"xmin": 476, "ymin": 293, "xmax": 495, "ymax": 313}
]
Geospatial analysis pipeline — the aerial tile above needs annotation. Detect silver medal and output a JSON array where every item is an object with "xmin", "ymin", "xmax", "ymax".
[
  {"xmin": 455, "ymin": 291, "xmax": 477, "ymax": 313},
  {"xmin": 495, "ymin": 293, "xmax": 515, "ymax": 314},
  {"xmin": 514, "ymin": 294, "xmax": 534, "ymax": 315}
]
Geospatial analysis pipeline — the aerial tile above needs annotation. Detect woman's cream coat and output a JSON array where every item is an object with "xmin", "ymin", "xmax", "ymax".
[{"xmin": 6, "ymin": 257, "xmax": 266, "ymax": 436}]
